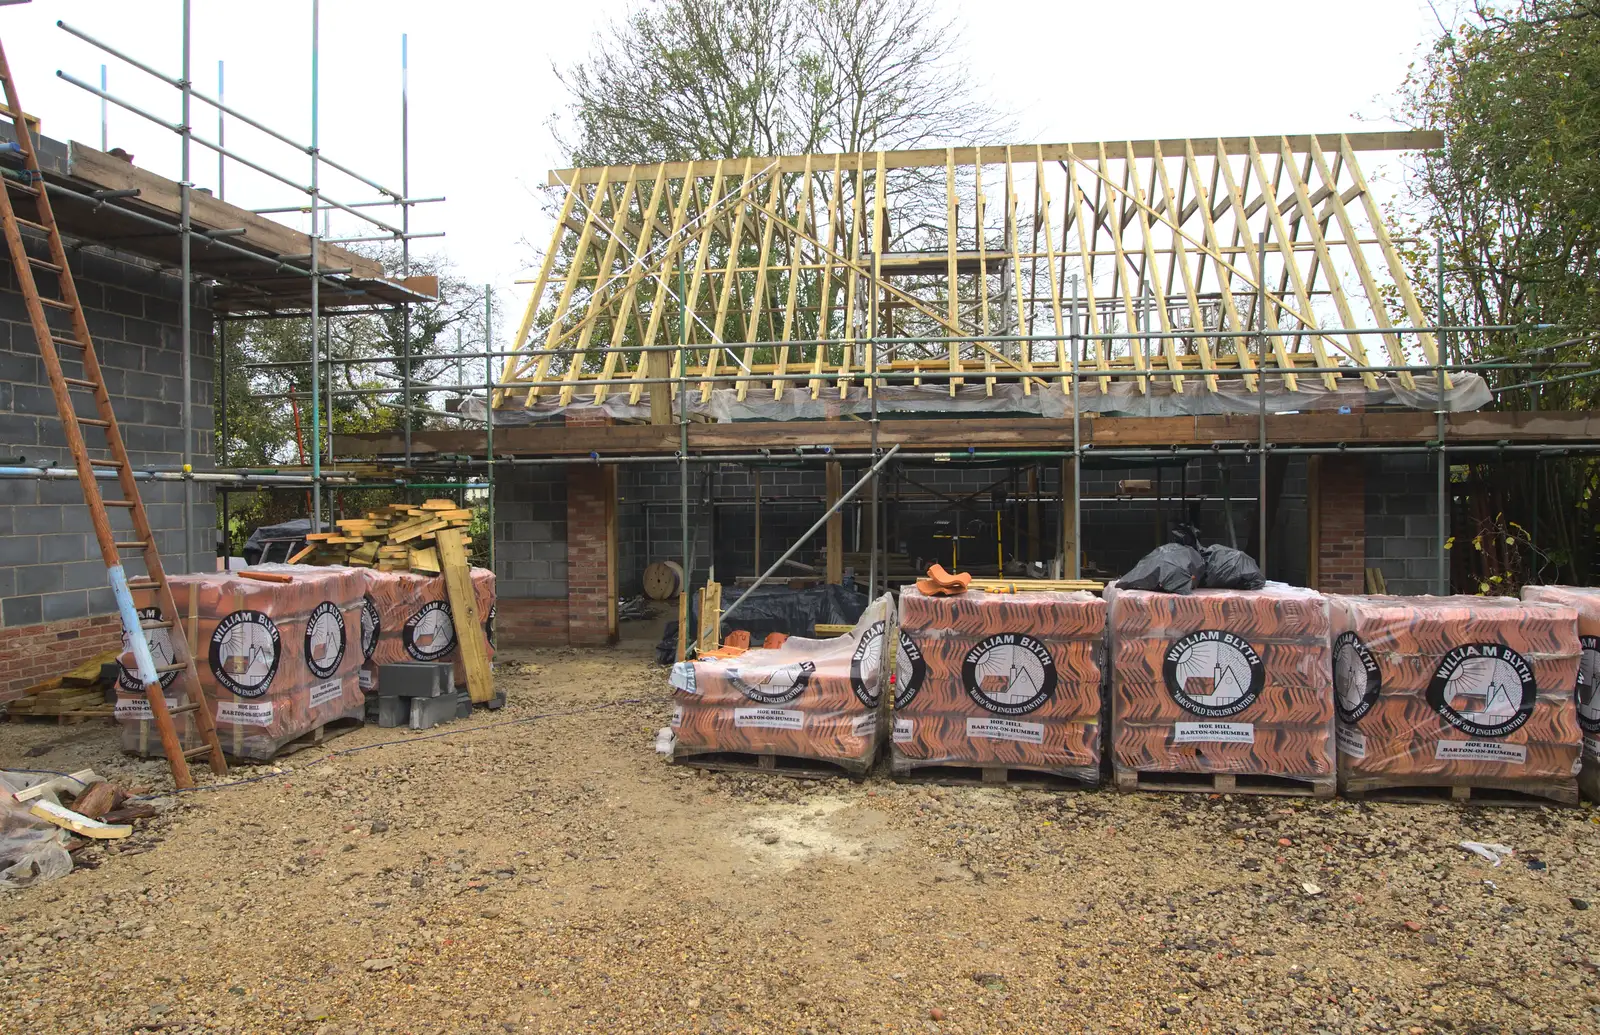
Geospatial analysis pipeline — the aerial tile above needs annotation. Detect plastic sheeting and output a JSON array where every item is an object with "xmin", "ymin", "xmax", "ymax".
[
  {"xmin": 668, "ymin": 593, "xmax": 893, "ymax": 773},
  {"xmin": 892, "ymin": 585, "xmax": 1106, "ymax": 783},
  {"xmin": 1107, "ymin": 583, "xmax": 1335, "ymax": 782},
  {"xmin": 1331, "ymin": 595, "xmax": 1581, "ymax": 790},
  {"xmin": 241, "ymin": 519, "xmax": 319, "ymax": 565},
  {"xmin": 117, "ymin": 564, "xmax": 368, "ymax": 761},
  {"xmin": 1120, "ymin": 544, "xmax": 1206, "ymax": 594},
  {"xmin": 464, "ymin": 372, "xmax": 1491, "ymax": 424},
  {"xmin": 655, "ymin": 582, "xmax": 869, "ymax": 665},
  {"xmin": 0, "ymin": 772, "xmax": 73, "ymax": 888}
]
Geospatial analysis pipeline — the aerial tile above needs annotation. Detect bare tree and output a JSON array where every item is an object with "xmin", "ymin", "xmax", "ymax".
[{"xmin": 553, "ymin": 0, "xmax": 1006, "ymax": 166}]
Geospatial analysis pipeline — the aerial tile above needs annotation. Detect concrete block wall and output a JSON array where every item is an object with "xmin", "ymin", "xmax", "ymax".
[
  {"xmin": 486, "ymin": 446, "xmax": 1449, "ymax": 647},
  {"xmin": 1365, "ymin": 452, "xmax": 1442, "ymax": 595},
  {"xmin": 0, "ymin": 237, "xmax": 215, "ymax": 699}
]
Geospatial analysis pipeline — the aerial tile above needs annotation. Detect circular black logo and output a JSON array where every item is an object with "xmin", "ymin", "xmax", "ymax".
[
  {"xmin": 403, "ymin": 601, "xmax": 457, "ymax": 661},
  {"xmin": 360, "ymin": 595, "xmax": 380, "ymax": 662},
  {"xmin": 1162, "ymin": 630, "xmax": 1265, "ymax": 718},
  {"xmin": 850, "ymin": 621, "xmax": 887, "ymax": 707},
  {"xmin": 485, "ymin": 603, "xmax": 496, "ymax": 648},
  {"xmin": 1427, "ymin": 643, "xmax": 1537, "ymax": 738},
  {"xmin": 893, "ymin": 632, "xmax": 927, "ymax": 710},
  {"xmin": 731, "ymin": 660, "xmax": 816, "ymax": 705},
  {"xmin": 209, "ymin": 610, "xmax": 281, "ymax": 698},
  {"xmin": 961, "ymin": 633, "xmax": 1056, "ymax": 716},
  {"xmin": 1579, "ymin": 635, "xmax": 1600, "ymax": 735},
  {"xmin": 1334, "ymin": 631, "xmax": 1381, "ymax": 724},
  {"xmin": 304, "ymin": 601, "xmax": 347, "ymax": 679},
  {"xmin": 119, "ymin": 606, "xmax": 179, "ymax": 692}
]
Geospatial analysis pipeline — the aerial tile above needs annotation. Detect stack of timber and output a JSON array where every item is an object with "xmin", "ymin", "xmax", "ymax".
[
  {"xmin": 299, "ymin": 499, "xmax": 474, "ymax": 574},
  {"xmin": 668, "ymin": 594, "xmax": 893, "ymax": 778},
  {"xmin": 1108, "ymin": 584, "xmax": 1336, "ymax": 797},
  {"xmin": 1332, "ymin": 594, "xmax": 1582, "ymax": 805},
  {"xmin": 6, "ymin": 652, "xmax": 118, "ymax": 724},
  {"xmin": 1520, "ymin": 586, "xmax": 1600, "ymax": 800},
  {"xmin": 892, "ymin": 586, "xmax": 1106, "ymax": 785},
  {"xmin": 117, "ymin": 565, "xmax": 367, "ymax": 761}
]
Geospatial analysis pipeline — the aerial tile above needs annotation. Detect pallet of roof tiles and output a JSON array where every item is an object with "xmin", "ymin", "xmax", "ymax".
[
  {"xmin": 1521, "ymin": 586, "xmax": 1600, "ymax": 801},
  {"xmin": 296, "ymin": 498, "xmax": 475, "ymax": 572},
  {"xmin": 667, "ymin": 594, "xmax": 893, "ymax": 779},
  {"xmin": 115, "ymin": 565, "xmax": 369, "ymax": 761},
  {"xmin": 1332, "ymin": 594, "xmax": 1582, "ymax": 806},
  {"xmin": 356, "ymin": 567, "xmax": 496, "ymax": 697},
  {"xmin": 891, "ymin": 585, "xmax": 1106, "ymax": 787},
  {"xmin": 1107, "ymin": 584, "xmax": 1336, "ymax": 798}
]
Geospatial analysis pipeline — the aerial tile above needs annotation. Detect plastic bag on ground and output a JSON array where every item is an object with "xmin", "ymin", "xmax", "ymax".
[
  {"xmin": 1200, "ymin": 544, "xmax": 1266, "ymax": 590},
  {"xmin": 0, "ymin": 772, "xmax": 74, "ymax": 888},
  {"xmin": 1119, "ymin": 543, "xmax": 1206, "ymax": 594}
]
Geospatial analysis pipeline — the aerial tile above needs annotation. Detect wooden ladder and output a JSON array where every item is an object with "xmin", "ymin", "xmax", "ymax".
[{"xmin": 0, "ymin": 40, "xmax": 225, "ymax": 788}]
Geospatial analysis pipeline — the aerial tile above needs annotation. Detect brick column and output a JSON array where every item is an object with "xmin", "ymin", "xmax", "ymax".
[
  {"xmin": 562, "ymin": 408, "xmax": 615, "ymax": 647},
  {"xmin": 566, "ymin": 465, "xmax": 615, "ymax": 646},
  {"xmin": 1312, "ymin": 455, "xmax": 1365, "ymax": 594}
]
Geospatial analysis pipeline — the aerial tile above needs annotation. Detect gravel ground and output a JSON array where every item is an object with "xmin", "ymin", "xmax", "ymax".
[{"xmin": 3, "ymin": 637, "xmax": 1600, "ymax": 1035}]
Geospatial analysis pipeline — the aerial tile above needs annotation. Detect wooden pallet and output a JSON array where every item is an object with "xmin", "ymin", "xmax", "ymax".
[
  {"xmin": 8, "ymin": 705, "xmax": 114, "ymax": 725},
  {"xmin": 1114, "ymin": 766, "xmax": 1336, "ymax": 799},
  {"xmin": 891, "ymin": 760, "xmax": 1100, "ymax": 790},
  {"xmin": 670, "ymin": 747, "xmax": 870, "ymax": 781},
  {"xmin": 1340, "ymin": 774, "xmax": 1578, "ymax": 807},
  {"xmin": 7, "ymin": 686, "xmax": 111, "ymax": 723},
  {"xmin": 220, "ymin": 714, "xmax": 365, "ymax": 763}
]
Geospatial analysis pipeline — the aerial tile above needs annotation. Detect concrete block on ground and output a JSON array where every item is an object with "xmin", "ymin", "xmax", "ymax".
[
  {"xmin": 370, "ymin": 695, "xmax": 409, "ymax": 728},
  {"xmin": 455, "ymin": 691, "xmax": 472, "ymax": 720},
  {"xmin": 377, "ymin": 662, "xmax": 452, "ymax": 698},
  {"xmin": 409, "ymin": 694, "xmax": 457, "ymax": 731}
]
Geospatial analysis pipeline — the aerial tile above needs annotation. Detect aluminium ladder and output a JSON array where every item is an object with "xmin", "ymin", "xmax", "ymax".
[{"xmin": 0, "ymin": 40, "xmax": 225, "ymax": 788}]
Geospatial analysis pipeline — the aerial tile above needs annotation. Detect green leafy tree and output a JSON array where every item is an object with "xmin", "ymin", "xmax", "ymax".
[
  {"xmin": 216, "ymin": 252, "xmax": 494, "ymax": 549},
  {"xmin": 1395, "ymin": 0, "xmax": 1599, "ymax": 584}
]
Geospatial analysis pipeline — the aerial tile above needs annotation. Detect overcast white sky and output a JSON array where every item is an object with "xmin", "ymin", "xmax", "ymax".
[{"xmin": 5, "ymin": 0, "xmax": 1449, "ymax": 337}]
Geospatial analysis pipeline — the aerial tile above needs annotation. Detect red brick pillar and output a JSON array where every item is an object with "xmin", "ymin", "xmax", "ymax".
[
  {"xmin": 1311, "ymin": 456, "xmax": 1365, "ymax": 594},
  {"xmin": 563, "ymin": 408, "xmax": 616, "ymax": 647},
  {"xmin": 566, "ymin": 464, "xmax": 615, "ymax": 647}
]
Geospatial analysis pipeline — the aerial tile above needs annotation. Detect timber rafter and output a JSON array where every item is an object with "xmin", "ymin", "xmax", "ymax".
[{"xmin": 499, "ymin": 131, "xmax": 1447, "ymax": 406}]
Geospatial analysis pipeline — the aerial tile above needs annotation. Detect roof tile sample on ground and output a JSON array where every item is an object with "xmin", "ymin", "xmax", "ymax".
[
  {"xmin": 1108, "ymin": 583, "xmax": 1335, "ymax": 781},
  {"xmin": 117, "ymin": 565, "xmax": 367, "ymax": 760},
  {"xmin": 1332, "ymin": 594, "xmax": 1581, "ymax": 794},
  {"xmin": 892, "ymin": 586, "xmax": 1106, "ymax": 782},
  {"xmin": 670, "ymin": 594, "xmax": 892, "ymax": 773}
]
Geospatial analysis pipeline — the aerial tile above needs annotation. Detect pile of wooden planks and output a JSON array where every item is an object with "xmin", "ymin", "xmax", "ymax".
[
  {"xmin": 295, "ymin": 499, "xmax": 474, "ymax": 574},
  {"xmin": 6, "ymin": 651, "xmax": 117, "ymax": 723}
]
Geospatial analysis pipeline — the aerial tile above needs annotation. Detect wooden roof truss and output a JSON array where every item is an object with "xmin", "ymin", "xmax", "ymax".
[{"xmin": 498, "ymin": 131, "xmax": 1443, "ymax": 406}]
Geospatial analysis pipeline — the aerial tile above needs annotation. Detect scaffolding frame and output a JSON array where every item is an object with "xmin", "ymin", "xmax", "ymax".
[
  {"xmin": 39, "ymin": 7, "xmax": 465, "ymax": 568},
  {"xmin": 14, "ymin": 20, "xmax": 1598, "ymax": 615}
]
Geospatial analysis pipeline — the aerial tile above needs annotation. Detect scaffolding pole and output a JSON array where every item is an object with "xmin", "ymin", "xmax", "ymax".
[
  {"xmin": 721, "ymin": 445, "xmax": 903, "ymax": 624},
  {"xmin": 309, "ymin": 0, "xmax": 322, "ymax": 531},
  {"xmin": 180, "ymin": 0, "xmax": 194, "ymax": 573},
  {"xmin": 1437, "ymin": 238, "xmax": 1450, "ymax": 594}
]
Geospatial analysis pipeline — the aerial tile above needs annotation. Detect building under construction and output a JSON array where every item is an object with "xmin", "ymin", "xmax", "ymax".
[{"xmin": 2, "ymin": 21, "xmax": 1597, "ymax": 689}]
